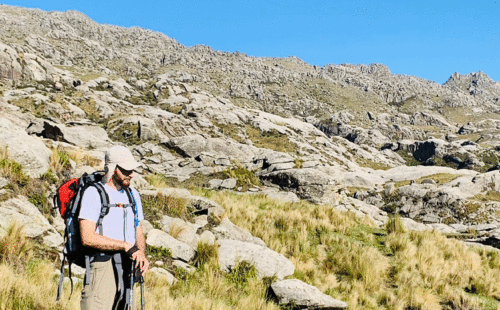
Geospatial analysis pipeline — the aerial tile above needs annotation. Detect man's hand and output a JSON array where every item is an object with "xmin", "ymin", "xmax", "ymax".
[{"xmin": 131, "ymin": 250, "xmax": 149, "ymax": 276}]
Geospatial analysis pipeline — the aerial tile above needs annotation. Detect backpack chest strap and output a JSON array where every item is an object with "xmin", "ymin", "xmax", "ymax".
[{"xmin": 93, "ymin": 183, "xmax": 137, "ymax": 236}]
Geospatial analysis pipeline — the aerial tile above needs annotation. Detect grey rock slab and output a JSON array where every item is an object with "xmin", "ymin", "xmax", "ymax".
[
  {"xmin": 212, "ymin": 218, "xmax": 266, "ymax": 247},
  {"xmin": 150, "ymin": 267, "xmax": 176, "ymax": 285},
  {"xmin": 146, "ymin": 229, "xmax": 195, "ymax": 262},
  {"xmin": 167, "ymin": 135, "xmax": 256, "ymax": 163},
  {"xmin": 173, "ymin": 260, "xmax": 196, "ymax": 274},
  {"xmin": 140, "ymin": 220, "xmax": 154, "ymax": 236},
  {"xmin": 401, "ymin": 218, "xmax": 431, "ymax": 232},
  {"xmin": 43, "ymin": 121, "xmax": 112, "ymax": 149},
  {"xmin": 218, "ymin": 239, "xmax": 294, "ymax": 280},
  {"xmin": 261, "ymin": 168, "xmax": 344, "ymax": 205},
  {"xmin": 262, "ymin": 189, "xmax": 300, "ymax": 203},
  {"xmin": 189, "ymin": 196, "xmax": 223, "ymax": 214},
  {"xmin": 194, "ymin": 215, "xmax": 209, "ymax": 227},
  {"xmin": 160, "ymin": 216, "xmax": 200, "ymax": 248},
  {"xmin": 0, "ymin": 177, "xmax": 8, "ymax": 189},
  {"xmin": 160, "ymin": 215, "xmax": 185, "ymax": 233},
  {"xmin": 208, "ymin": 179, "xmax": 223, "ymax": 189},
  {"xmin": 199, "ymin": 230, "xmax": 216, "ymax": 245},
  {"xmin": 429, "ymin": 223, "xmax": 457, "ymax": 234},
  {"xmin": 449, "ymin": 224, "xmax": 470, "ymax": 233},
  {"xmin": 65, "ymin": 264, "xmax": 86, "ymax": 276},
  {"xmin": 141, "ymin": 188, "xmax": 192, "ymax": 200},
  {"xmin": 0, "ymin": 196, "xmax": 58, "ymax": 239},
  {"xmin": 376, "ymin": 165, "xmax": 477, "ymax": 183},
  {"xmin": 0, "ymin": 117, "xmax": 51, "ymax": 178},
  {"xmin": 220, "ymin": 178, "xmax": 237, "ymax": 189},
  {"xmin": 266, "ymin": 162, "xmax": 296, "ymax": 172},
  {"xmin": 159, "ymin": 187, "xmax": 192, "ymax": 199},
  {"xmin": 472, "ymin": 224, "xmax": 498, "ymax": 232},
  {"xmin": 270, "ymin": 279, "xmax": 347, "ymax": 310},
  {"xmin": 43, "ymin": 232, "xmax": 64, "ymax": 248},
  {"xmin": 52, "ymin": 215, "xmax": 65, "ymax": 233},
  {"xmin": 341, "ymin": 197, "xmax": 388, "ymax": 224}
]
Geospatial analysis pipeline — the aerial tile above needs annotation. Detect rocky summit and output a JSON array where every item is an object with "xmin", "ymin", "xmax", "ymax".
[{"xmin": 1, "ymin": 4, "xmax": 500, "ymax": 309}]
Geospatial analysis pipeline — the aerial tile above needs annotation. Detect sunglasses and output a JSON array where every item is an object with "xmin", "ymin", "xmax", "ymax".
[{"xmin": 116, "ymin": 165, "xmax": 135, "ymax": 176}]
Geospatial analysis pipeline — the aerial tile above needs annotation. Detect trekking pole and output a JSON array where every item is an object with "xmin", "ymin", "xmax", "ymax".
[
  {"xmin": 139, "ymin": 274, "xmax": 145, "ymax": 310},
  {"xmin": 127, "ymin": 264, "xmax": 134, "ymax": 310}
]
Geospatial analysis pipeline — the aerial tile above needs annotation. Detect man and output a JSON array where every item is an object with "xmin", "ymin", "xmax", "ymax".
[{"xmin": 79, "ymin": 145, "xmax": 149, "ymax": 310}]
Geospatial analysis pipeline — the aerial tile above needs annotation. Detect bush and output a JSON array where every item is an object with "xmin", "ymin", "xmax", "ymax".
[
  {"xmin": 385, "ymin": 215, "xmax": 406, "ymax": 235},
  {"xmin": 222, "ymin": 165, "xmax": 261, "ymax": 190},
  {"xmin": 193, "ymin": 242, "xmax": 219, "ymax": 269},
  {"xmin": 246, "ymin": 126, "xmax": 297, "ymax": 154},
  {"xmin": 0, "ymin": 147, "xmax": 29, "ymax": 186},
  {"xmin": 225, "ymin": 260, "xmax": 257, "ymax": 289},
  {"xmin": 49, "ymin": 147, "xmax": 72, "ymax": 180},
  {"xmin": 142, "ymin": 193, "xmax": 190, "ymax": 227},
  {"xmin": 147, "ymin": 245, "xmax": 172, "ymax": 259}
]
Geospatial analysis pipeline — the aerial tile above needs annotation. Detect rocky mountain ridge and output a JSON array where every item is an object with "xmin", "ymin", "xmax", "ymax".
[{"xmin": 1, "ymin": 5, "xmax": 500, "ymax": 309}]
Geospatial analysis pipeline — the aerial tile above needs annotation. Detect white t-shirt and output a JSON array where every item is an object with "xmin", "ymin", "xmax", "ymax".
[{"xmin": 79, "ymin": 183, "xmax": 144, "ymax": 245}]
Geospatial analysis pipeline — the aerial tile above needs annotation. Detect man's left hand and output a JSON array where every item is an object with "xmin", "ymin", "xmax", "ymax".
[{"xmin": 131, "ymin": 250, "xmax": 149, "ymax": 276}]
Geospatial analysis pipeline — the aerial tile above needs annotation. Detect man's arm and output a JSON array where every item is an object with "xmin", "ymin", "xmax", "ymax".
[
  {"xmin": 132, "ymin": 223, "xmax": 149, "ymax": 275},
  {"xmin": 80, "ymin": 219, "xmax": 133, "ymax": 252},
  {"xmin": 136, "ymin": 223, "xmax": 146, "ymax": 253}
]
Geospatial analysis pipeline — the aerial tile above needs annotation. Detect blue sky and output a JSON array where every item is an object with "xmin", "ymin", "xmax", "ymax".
[{"xmin": 4, "ymin": 0, "xmax": 499, "ymax": 83}]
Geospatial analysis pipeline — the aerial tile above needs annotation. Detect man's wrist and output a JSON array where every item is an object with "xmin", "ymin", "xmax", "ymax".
[{"xmin": 126, "ymin": 245, "xmax": 139, "ymax": 258}]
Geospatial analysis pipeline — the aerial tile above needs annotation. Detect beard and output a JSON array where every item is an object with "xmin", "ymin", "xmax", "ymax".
[{"xmin": 112, "ymin": 172, "xmax": 131, "ymax": 188}]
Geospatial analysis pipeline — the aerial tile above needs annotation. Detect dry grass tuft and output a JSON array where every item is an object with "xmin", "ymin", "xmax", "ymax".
[
  {"xmin": 169, "ymin": 223, "xmax": 188, "ymax": 239},
  {"xmin": 142, "ymin": 193, "xmax": 190, "ymax": 228},
  {"xmin": 0, "ymin": 222, "xmax": 33, "ymax": 267},
  {"xmin": 49, "ymin": 147, "xmax": 73, "ymax": 180},
  {"xmin": 193, "ymin": 242, "xmax": 219, "ymax": 269}
]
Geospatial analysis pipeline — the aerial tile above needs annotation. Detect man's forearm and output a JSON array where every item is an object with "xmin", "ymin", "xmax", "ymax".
[
  {"xmin": 136, "ymin": 223, "xmax": 146, "ymax": 253},
  {"xmin": 80, "ymin": 219, "xmax": 132, "ymax": 252},
  {"xmin": 82, "ymin": 232, "xmax": 130, "ymax": 251}
]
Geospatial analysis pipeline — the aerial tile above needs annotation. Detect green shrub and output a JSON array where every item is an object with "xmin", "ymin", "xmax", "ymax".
[
  {"xmin": 246, "ymin": 126, "xmax": 297, "ymax": 154},
  {"xmin": 142, "ymin": 193, "xmax": 190, "ymax": 227},
  {"xmin": 193, "ymin": 242, "xmax": 219, "ymax": 269},
  {"xmin": 385, "ymin": 215, "xmax": 406, "ymax": 235},
  {"xmin": 49, "ymin": 148, "xmax": 73, "ymax": 180},
  {"xmin": 147, "ymin": 245, "xmax": 172, "ymax": 259},
  {"xmin": 0, "ymin": 147, "xmax": 29, "ymax": 186},
  {"xmin": 40, "ymin": 169, "xmax": 58, "ymax": 184},
  {"xmin": 225, "ymin": 260, "xmax": 257, "ymax": 289},
  {"xmin": 222, "ymin": 165, "xmax": 261, "ymax": 190},
  {"xmin": 397, "ymin": 150, "xmax": 421, "ymax": 166}
]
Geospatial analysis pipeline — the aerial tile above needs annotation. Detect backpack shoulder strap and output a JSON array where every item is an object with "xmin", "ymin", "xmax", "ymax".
[
  {"xmin": 92, "ymin": 182, "xmax": 111, "ymax": 235},
  {"xmin": 124, "ymin": 187, "xmax": 139, "ymax": 230}
]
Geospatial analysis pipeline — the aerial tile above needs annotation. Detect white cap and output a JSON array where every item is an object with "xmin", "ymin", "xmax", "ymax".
[{"xmin": 105, "ymin": 145, "xmax": 141, "ymax": 171}]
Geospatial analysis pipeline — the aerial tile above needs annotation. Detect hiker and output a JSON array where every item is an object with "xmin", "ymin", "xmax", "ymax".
[{"xmin": 79, "ymin": 145, "xmax": 149, "ymax": 310}]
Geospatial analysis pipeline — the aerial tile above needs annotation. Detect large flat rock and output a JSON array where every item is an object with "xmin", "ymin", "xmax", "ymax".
[
  {"xmin": 270, "ymin": 279, "xmax": 348, "ymax": 309},
  {"xmin": 0, "ymin": 118, "xmax": 51, "ymax": 178},
  {"xmin": 0, "ymin": 196, "xmax": 63, "ymax": 247},
  {"xmin": 146, "ymin": 229, "xmax": 195, "ymax": 262},
  {"xmin": 218, "ymin": 239, "xmax": 294, "ymax": 280}
]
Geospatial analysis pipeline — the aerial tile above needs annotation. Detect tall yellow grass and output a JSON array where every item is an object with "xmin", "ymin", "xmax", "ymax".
[
  {"xmin": 194, "ymin": 189, "xmax": 500, "ymax": 310},
  {"xmin": 4, "ymin": 187, "xmax": 500, "ymax": 309},
  {"xmin": 0, "ymin": 223, "xmax": 80, "ymax": 309}
]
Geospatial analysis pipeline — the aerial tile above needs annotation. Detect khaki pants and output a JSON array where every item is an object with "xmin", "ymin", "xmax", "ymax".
[{"xmin": 80, "ymin": 259, "xmax": 134, "ymax": 310}]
